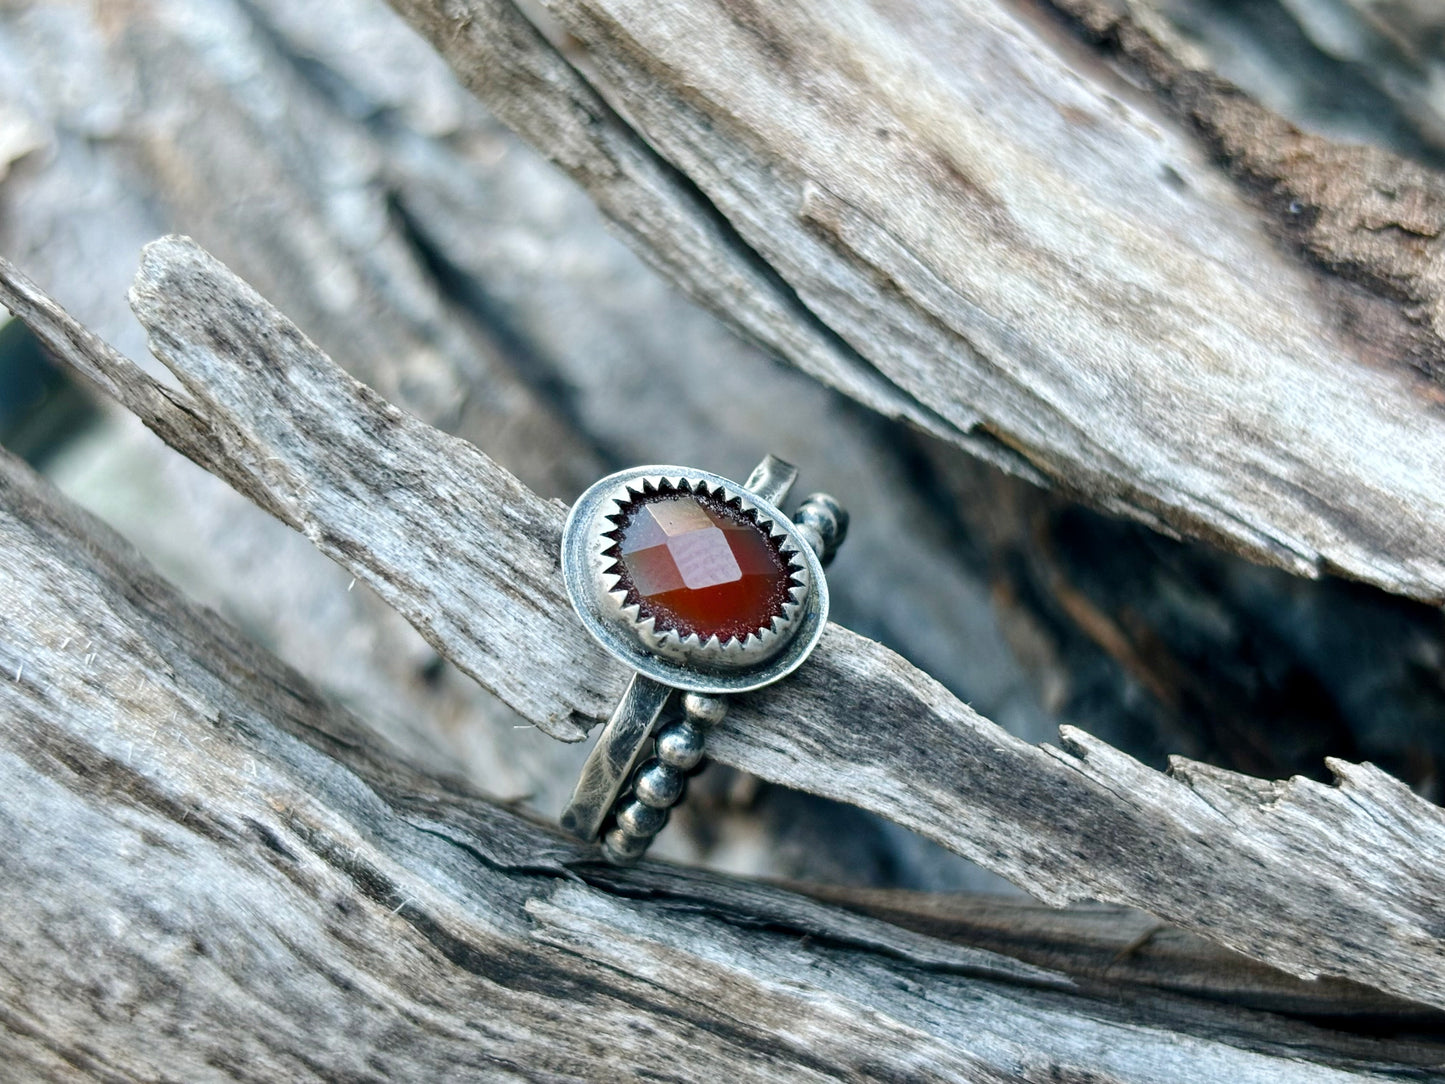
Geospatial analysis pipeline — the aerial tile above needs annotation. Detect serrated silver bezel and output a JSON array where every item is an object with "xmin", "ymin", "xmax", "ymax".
[{"xmin": 561, "ymin": 465, "xmax": 829, "ymax": 694}]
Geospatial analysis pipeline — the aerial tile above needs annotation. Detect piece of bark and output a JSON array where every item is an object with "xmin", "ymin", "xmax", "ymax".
[
  {"xmin": 390, "ymin": 0, "xmax": 1445, "ymax": 604},
  {"xmin": 5, "ymin": 446, "xmax": 1439, "ymax": 1081},
  {"xmin": 5, "ymin": 237, "xmax": 1445, "ymax": 1014}
]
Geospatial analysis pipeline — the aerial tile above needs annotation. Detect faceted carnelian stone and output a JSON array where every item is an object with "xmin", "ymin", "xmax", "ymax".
[{"xmin": 612, "ymin": 489, "xmax": 792, "ymax": 642}]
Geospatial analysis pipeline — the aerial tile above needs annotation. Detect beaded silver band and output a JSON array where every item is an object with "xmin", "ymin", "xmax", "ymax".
[
  {"xmin": 558, "ymin": 456, "xmax": 846, "ymax": 863},
  {"xmin": 597, "ymin": 690, "xmax": 723, "ymax": 863}
]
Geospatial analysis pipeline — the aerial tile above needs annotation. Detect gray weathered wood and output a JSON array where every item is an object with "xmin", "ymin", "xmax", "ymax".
[
  {"xmin": 0, "ymin": 0, "xmax": 1073, "ymax": 887},
  {"xmin": 9, "ymin": 444, "xmax": 1439, "ymax": 1080},
  {"xmin": 798, "ymin": 882, "xmax": 1440, "ymax": 1021},
  {"xmin": 4, "ymin": 237, "xmax": 1445, "ymax": 1015},
  {"xmin": 13, "ymin": 0, "xmax": 1444, "ymax": 882},
  {"xmin": 391, "ymin": 0, "xmax": 1445, "ymax": 604}
]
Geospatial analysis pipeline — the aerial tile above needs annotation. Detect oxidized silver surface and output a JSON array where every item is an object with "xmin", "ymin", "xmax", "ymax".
[
  {"xmin": 561, "ymin": 464, "xmax": 829, "ymax": 696},
  {"xmin": 561, "ymin": 457, "xmax": 843, "ymax": 857}
]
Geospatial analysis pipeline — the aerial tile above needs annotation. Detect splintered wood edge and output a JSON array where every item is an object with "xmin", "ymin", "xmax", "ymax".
[
  {"xmin": 1, "ymin": 238, "xmax": 1443, "ymax": 1015},
  {"xmin": 5, "ymin": 447, "xmax": 1435, "ymax": 1078}
]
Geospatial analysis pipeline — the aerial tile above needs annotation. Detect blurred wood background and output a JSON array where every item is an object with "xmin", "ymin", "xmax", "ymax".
[{"xmin": 2, "ymin": 0, "xmax": 1445, "ymax": 1077}]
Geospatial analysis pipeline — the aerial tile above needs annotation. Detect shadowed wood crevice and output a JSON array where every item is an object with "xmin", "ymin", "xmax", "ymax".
[
  {"xmin": 3, "ymin": 237, "xmax": 1444, "ymax": 1019},
  {"xmin": 5, "ymin": 438, "xmax": 1436, "ymax": 1079},
  {"xmin": 389, "ymin": 0, "xmax": 1445, "ymax": 603}
]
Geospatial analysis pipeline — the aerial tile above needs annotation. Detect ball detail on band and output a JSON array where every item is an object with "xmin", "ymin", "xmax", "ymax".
[
  {"xmin": 655, "ymin": 719, "xmax": 706, "ymax": 771},
  {"xmin": 680, "ymin": 692, "xmax": 727, "ymax": 729},
  {"xmin": 602, "ymin": 828, "xmax": 650, "ymax": 862},
  {"xmin": 792, "ymin": 493, "xmax": 849, "ymax": 566},
  {"xmin": 616, "ymin": 798, "xmax": 668, "ymax": 838},
  {"xmin": 633, "ymin": 760, "xmax": 685, "ymax": 808}
]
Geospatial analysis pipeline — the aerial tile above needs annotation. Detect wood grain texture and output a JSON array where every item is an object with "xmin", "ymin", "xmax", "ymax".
[
  {"xmin": 4, "ymin": 237, "xmax": 1445, "ymax": 1015},
  {"xmin": 797, "ymin": 883, "xmax": 1440, "ymax": 1022},
  {"xmin": 390, "ymin": 0, "xmax": 1445, "ymax": 603},
  {"xmin": 12, "ymin": 0, "xmax": 1444, "ymax": 882},
  {"xmin": 10, "ymin": 445, "xmax": 1441, "ymax": 1080},
  {"xmin": 0, "ymin": 0, "xmax": 1056, "ymax": 887}
]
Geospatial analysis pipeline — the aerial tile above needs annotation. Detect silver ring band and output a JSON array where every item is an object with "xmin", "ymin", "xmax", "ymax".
[{"xmin": 558, "ymin": 455, "xmax": 846, "ymax": 862}]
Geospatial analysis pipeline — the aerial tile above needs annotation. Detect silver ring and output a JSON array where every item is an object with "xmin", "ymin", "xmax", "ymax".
[{"xmin": 559, "ymin": 455, "xmax": 846, "ymax": 863}]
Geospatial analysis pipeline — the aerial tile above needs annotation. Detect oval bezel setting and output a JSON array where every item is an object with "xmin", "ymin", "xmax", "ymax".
[{"xmin": 561, "ymin": 466, "xmax": 828, "ymax": 694}]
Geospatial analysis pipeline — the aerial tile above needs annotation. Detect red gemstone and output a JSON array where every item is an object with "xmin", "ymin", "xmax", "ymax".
[{"xmin": 611, "ymin": 488, "xmax": 793, "ymax": 642}]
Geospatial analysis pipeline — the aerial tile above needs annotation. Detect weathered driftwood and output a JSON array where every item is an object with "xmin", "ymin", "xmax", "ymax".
[
  {"xmin": 4, "ymin": 1, "xmax": 1445, "ymax": 1065},
  {"xmin": 390, "ymin": 0, "xmax": 1445, "ymax": 604},
  {"xmin": 5, "ymin": 238, "xmax": 1445, "ymax": 1020},
  {"xmin": 0, "ymin": 0, "xmax": 1088, "ymax": 886},
  {"xmin": 796, "ymin": 882, "xmax": 1440, "ymax": 1023},
  {"xmin": 8, "ymin": 0, "xmax": 1445, "ymax": 874},
  {"xmin": 6, "ymin": 446, "xmax": 1441, "ymax": 1081}
]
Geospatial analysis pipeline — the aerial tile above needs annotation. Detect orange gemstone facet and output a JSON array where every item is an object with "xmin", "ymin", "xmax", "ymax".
[{"xmin": 609, "ymin": 488, "xmax": 793, "ymax": 643}]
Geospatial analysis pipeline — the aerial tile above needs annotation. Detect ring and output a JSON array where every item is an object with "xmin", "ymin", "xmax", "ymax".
[{"xmin": 559, "ymin": 455, "xmax": 846, "ymax": 862}]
